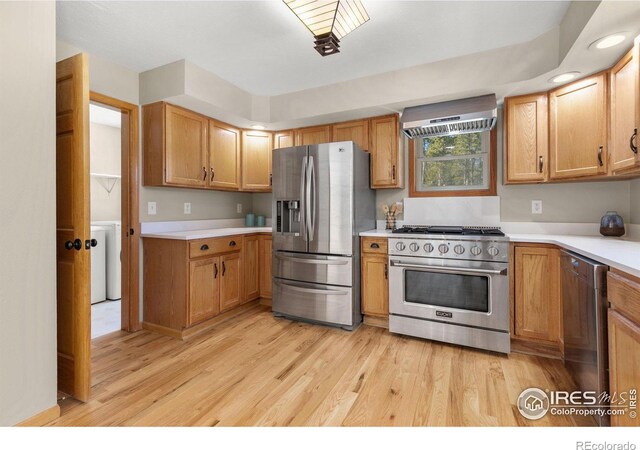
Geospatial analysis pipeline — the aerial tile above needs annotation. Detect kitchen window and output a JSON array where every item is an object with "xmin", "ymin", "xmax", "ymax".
[{"xmin": 409, "ymin": 129, "xmax": 497, "ymax": 197}]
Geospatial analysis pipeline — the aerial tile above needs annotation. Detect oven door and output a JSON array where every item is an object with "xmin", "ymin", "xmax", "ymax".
[{"xmin": 389, "ymin": 255, "xmax": 509, "ymax": 332}]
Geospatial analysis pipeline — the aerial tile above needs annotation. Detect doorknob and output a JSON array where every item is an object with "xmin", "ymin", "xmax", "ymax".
[
  {"xmin": 90, "ymin": 239, "xmax": 98, "ymax": 247},
  {"xmin": 65, "ymin": 239, "xmax": 82, "ymax": 251}
]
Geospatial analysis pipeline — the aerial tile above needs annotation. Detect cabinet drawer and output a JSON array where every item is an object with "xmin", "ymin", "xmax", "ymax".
[
  {"xmin": 361, "ymin": 237, "xmax": 388, "ymax": 255},
  {"xmin": 608, "ymin": 271, "xmax": 640, "ymax": 324},
  {"xmin": 190, "ymin": 236, "xmax": 242, "ymax": 258}
]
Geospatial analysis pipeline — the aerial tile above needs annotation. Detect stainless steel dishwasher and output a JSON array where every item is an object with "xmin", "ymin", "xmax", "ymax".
[{"xmin": 561, "ymin": 250, "xmax": 609, "ymax": 426}]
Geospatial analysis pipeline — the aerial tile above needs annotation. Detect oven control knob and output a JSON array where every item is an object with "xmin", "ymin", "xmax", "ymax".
[
  {"xmin": 454, "ymin": 244, "xmax": 465, "ymax": 255},
  {"xmin": 395, "ymin": 242, "xmax": 406, "ymax": 251},
  {"xmin": 470, "ymin": 246, "xmax": 482, "ymax": 256},
  {"xmin": 423, "ymin": 243, "xmax": 434, "ymax": 253},
  {"xmin": 438, "ymin": 243, "xmax": 449, "ymax": 254},
  {"xmin": 487, "ymin": 246, "xmax": 500, "ymax": 257},
  {"xmin": 409, "ymin": 243, "xmax": 420, "ymax": 252}
]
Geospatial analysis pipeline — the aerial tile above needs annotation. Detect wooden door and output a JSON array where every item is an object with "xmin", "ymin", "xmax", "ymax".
[
  {"xmin": 549, "ymin": 73, "xmax": 608, "ymax": 179},
  {"xmin": 370, "ymin": 115, "xmax": 399, "ymax": 187},
  {"xmin": 294, "ymin": 125, "xmax": 331, "ymax": 145},
  {"xmin": 165, "ymin": 104, "xmax": 208, "ymax": 187},
  {"xmin": 610, "ymin": 48, "xmax": 639, "ymax": 174},
  {"xmin": 209, "ymin": 120, "xmax": 240, "ymax": 190},
  {"xmin": 608, "ymin": 309, "xmax": 640, "ymax": 426},
  {"xmin": 241, "ymin": 130, "xmax": 272, "ymax": 192},
  {"xmin": 361, "ymin": 255, "xmax": 389, "ymax": 317},
  {"xmin": 220, "ymin": 251, "xmax": 242, "ymax": 312},
  {"xmin": 243, "ymin": 235, "xmax": 260, "ymax": 303},
  {"xmin": 274, "ymin": 130, "xmax": 295, "ymax": 149},
  {"xmin": 56, "ymin": 54, "xmax": 91, "ymax": 402},
  {"xmin": 514, "ymin": 246, "xmax": 561, "ymax": 343},
  {"xmin": 504, "ymin": 93, "xmax": 548, "ymax": 183},
  {"xmin": 259, "ymin": 236, "xmax": 272, "ymax": 299},
  {"xmin": 332, "ymin": 120, "xmax": 369, "ymax": 151},
  {"xmin": 188, "ymin": 257, "xmax": 219, "ymax": 325}
]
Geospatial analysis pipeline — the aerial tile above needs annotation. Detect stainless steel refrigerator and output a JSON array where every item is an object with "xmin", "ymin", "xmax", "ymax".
[{"xmin": 272, "ymin": 141, "xmax": 375, "ymax": 330}]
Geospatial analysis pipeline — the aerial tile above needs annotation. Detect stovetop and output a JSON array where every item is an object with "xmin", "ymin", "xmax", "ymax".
[{"xmin": 392, "ymin": 225, "xmax": 505, "ymax": 237}]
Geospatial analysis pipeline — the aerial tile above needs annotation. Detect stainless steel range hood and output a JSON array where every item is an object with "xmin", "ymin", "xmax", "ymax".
[{"xmin": 401, "ymin": 94, "xmax": 497, "ymax": 139}]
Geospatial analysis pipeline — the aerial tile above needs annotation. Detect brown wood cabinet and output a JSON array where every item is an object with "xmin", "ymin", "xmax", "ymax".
[
  {"xmin": 607, "ymin": 270, "xmax": 640, "ymax": 427},
  {"xmin": 241, "ymin": 130, "xmax": 273, "ymax": 192},
  {"xmin": 208, "ymin": 120, "xmax": 241, "ymax": 190},
  {"xmin": 512, "ymin": 245, "xmax": 561, "ymax": 346},
  {"xmin": 549, "ymin": 73, "xmax": 608, "ymax": 180},
  {"xmin": 274, "ymin": 130, "xmax": 295, "ymax": 149},
  {"xmin": 259, "ymin": 235, "xmax": 272, "ymax": 299},
  {"xmin": 361, "ymin": 237, "xmax": 389, "ymax": 322},
  {"xmin": 219, "ymin": 251, "xmax": 242, "ymax": 312},
  {"xmin": 243, "ymin": 234, "xmax": 260, "ymax": 303},
  {"xmin": 295, "ymin": 125, "xmax": 331, "ymax": 146},
  {"xmin": 370, "ymin": 115, "xmax": 401, "ymax": 188},
  {"xmin": 610, "ymin": 47, "xmax": 640, "ymax": 174},
  {"xmin": 332, "ymin": 119, "xmax": 369, "ymax": 151},
  {"xmin": 504, "ymin": 93, "xmax": 548, "ymax": 183},
  {"xmin": 188, "ymin": 258, "xmax": 220, "ymax": 325}
]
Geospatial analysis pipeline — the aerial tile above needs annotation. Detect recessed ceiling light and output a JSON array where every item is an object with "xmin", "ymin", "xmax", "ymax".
[
  {"xmin": 589, "ymin": 33, "xmax": 627, "ymax": 50},
  {"xmin": 251, "ymin": 125, "xmax": 266, "ymax": 130},
  {"xmin": 549, "ymin": 72, "xmax": 581, "ymax": 84}
]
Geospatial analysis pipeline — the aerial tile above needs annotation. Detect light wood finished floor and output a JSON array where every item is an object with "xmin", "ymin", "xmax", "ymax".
[{"xmin": 52, "ymin": 305, "xmax": 591, "ymax": 426}]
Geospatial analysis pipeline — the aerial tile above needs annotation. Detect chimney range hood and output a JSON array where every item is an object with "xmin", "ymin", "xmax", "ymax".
[{"xmin": 401, "ymin": 94, "xmax": 497, "ymax": 139}]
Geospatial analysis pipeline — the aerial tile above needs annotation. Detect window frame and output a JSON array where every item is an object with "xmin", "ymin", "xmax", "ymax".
[{"xmin": 409, "ymin": 127, "xmax": 497, "ymax": 197}]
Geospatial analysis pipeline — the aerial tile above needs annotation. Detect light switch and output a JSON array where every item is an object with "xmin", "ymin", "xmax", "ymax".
[
  {"xmin": 184, "ymin": 202, "xmax": 191, "ymax": 215},
  {"xmin": 531, "ymin": 200, "xmax": 543, "ymax": 215},
  {"xmin": 237, "ymin": 203, "xmax": 242, "ymax": 214},
  {"xmin": 148, "ymin": 202, "xmax": 157, "ymax": 215}
]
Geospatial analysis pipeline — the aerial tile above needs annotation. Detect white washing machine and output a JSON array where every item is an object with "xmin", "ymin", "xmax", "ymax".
[
  {"xmin": 90, "ymin": 226, "xmax": 106, "ymax": 304},
  {"xmin": 92, "ymin": 220, "xmax": 121, "ymax": 300}
]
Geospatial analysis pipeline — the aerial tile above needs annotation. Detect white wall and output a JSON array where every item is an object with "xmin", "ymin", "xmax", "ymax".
[
  {"xmin": 631, "ymin": 179, "xmax": 640, "ymax": 224},
  {"xmin": 0, "ymin": 1, "xmax": 58, "ymax": 425},
  {"xmin": 90, "ymin": 122, "xmax": 121, "ymax": 222}
]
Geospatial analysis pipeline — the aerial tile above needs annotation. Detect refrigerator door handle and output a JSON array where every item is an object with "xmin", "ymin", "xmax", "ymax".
[
  {"xmin": 307, "ymin": 156, "xmax": 316, "ymax": 242},
  {"xmin": 300, "ymin": 155, "xmax": 307, "ymax": 242}
]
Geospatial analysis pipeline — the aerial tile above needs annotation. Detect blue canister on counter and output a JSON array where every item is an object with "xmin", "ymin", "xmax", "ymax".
[
  {"xmin": 245, "ymin": 213, "xmax": 255, "ymax": 227},
  {"xmin": 257, "ymin": 215, "xmax": 265, "ymax": 227}
]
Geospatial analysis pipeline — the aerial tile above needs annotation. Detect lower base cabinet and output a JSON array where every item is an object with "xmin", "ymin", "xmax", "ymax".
[
  {"xmin": 189, "ymin": 258, "xmax": 220, "ymax": 326},
  {"xmin": 360, "ymin": 237, "xmax": 389, "ymax": 323}
]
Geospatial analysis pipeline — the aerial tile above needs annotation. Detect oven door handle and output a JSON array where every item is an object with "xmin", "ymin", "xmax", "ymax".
[{"xmin": 389, "ymin": 260, "xmax": 507, "ymax": 276}]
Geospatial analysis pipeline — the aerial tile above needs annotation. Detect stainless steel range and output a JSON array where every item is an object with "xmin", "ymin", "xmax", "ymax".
[{"xmin": 388, "ymin": 225, "xmax": 510, "ymax": 354}]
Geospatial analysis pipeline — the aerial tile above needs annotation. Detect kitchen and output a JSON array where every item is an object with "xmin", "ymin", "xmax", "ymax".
[{"xmin": 2, "ymin": 0, "xmax": 640, "ymax": 446}]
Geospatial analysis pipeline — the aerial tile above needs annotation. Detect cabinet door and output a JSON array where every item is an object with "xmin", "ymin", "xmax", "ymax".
[
  {"xmin": 504, "ymin": 93, "xmax": 548, "ymax": 183},
  {"xmin": 220, "ymin": 251, "xmax": 242, "ymax": 312},
  {"xmin": 549, "ymin": 73, "xmax": 608, "ymax": 180},
  {"xmin": 164, "ymin": 104, "xmax": 208, "ymax": 187},
  {"xmin": 259, "ymin": 236, "xmax": 272, "ymax": 299},
  {"xmin": 188, "ymin": 257, "xmax": 219, "ymax": 325},
  {"xmin": 608, "ymin": 309, "xmax": 640, "ymax": 427},
  {"xmin": 274, "ymin": 130, "xmax": 295, "ymax": 149},
  {"xmin": 370, "ymin": 115, "xmax": 400, "ymax": 188},
  {"xmin": 610, "ymin": 48, "xmax": 640, "ymax": 174},
  {"xmin": 209, "ymin": 120, "xmax": 240, "ymax": 190},
  {"xmin": 361, "ymin": 254, "xmax": 389, "ymax": 317},
  {"xmin": 514, "ymin": 246, "xmax": 561, "ymax": 343},
  {"xmin": 295, "ymin": 125, "xmax": 331, "ymax": 146},
  {"xmin": 243, "ymin": 235, "xmax": 260, "ymax": 303},
  {"xmin": 332, "ymin": 120, "xmax": 369, "ymax": 151},
  {"xmin": 241, "ymin": 130, "xmax": 273, "ymax": 192}
]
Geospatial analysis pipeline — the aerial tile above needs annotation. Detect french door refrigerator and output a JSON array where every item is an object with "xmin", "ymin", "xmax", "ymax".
[{"xmin": 272, "ymin": 141, "xmax": 375, "ymax": 330}]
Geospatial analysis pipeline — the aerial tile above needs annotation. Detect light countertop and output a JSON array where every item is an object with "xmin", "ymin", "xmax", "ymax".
[
  {"xmin": 359, "ymin": 229, "xmax": 640, "ymax": 279},
  {"xmin": 141, "ymin": 227, "xmax": 272, "ymax": 241}
]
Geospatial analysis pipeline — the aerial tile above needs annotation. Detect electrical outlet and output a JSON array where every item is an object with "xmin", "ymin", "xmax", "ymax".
[
  {"xmin": 148, "ymin": 202, "xmax": 157, "ymax": 215},
  {"xmin": 236, "ymin": 203, "xmax": 242, "ymax": 214},
  {"xmin": 184, "ymin": 202, "xmax": 191, "ymax": 215},
  {"xmin": 531, "ymin": 200, "xmax": 543, "ymax": 215}
]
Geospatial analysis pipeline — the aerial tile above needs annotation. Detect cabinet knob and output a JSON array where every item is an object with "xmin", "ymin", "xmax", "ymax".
[
  {"xmin": 202, "ymin": 167, "xmax": 207, "ymax": 181},
  {"xmin": 370, "ymin": 243, "xmax": 380, "ymax": 249},
  {"xmin": 597, "ymin": 146, "xmax": 604, "ymax": 167},
  {"xmin": 222, "ymin": 261, "xmax": 226, "ymax": 276},
  {"xmin": 214, "ymin": 263, "xmax": 218, "ymax": 279},
  {"xmin": 210, "ymin": 167, "xmax": 215, "ymax": 181},
  {"xmin": 200, "ymin": 244, "xmax": 209, "ymax": 251},
  {"xmin": 631, "ymin": 128, "xmax": 638, "ymax": 155},
  {"xmin": 229, "ymin": 240, "xmax": 236, "ymax": 247},
  {"xmin": 539, "ymin": 156, "xmax": 544, "ymax": 173}
]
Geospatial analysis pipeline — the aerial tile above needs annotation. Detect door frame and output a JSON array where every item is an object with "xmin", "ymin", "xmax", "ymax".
[{"xmin": 90, "ymin": 91, "xmax": 141, "ymax": 331}]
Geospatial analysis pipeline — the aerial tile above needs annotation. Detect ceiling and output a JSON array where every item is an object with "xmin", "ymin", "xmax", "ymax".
[{"xmin": 57, "ymin": 0, "xmax": 571, "ymax": 96}]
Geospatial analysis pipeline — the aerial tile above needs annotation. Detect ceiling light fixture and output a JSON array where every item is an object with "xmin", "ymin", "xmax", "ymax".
[
  {"xmin": 589, "ymin": 33, "xmax": 627, "ymax": 50},
  {"xmin": 251, "ymin": 125, "xmax": 266, "ymax": 130},
  {"xmin": 283, "ymin": 0, "xmax": 370, "ymax": 57},
  {"xmin": 549, "ymin": 72, "xmax": 581, "ymax": 84}
]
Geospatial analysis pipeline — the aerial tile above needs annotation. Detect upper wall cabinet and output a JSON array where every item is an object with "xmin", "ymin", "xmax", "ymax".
[
  {"xmin": 504, "ymin": 93, "xmax": 548, "ymax": 184},
  {"xmin": 610, "ymin": 47, "xmax": 640, "ymax": 174},
  {"xmin": 144, "ymin": 102, "xmax": 209, "ymax": 188},
  {"xmin": 549, "ymin": 72, "xmax": 608, "ymax": 180},
  {"xmin": 370, "ymin": 114, "xmax": 401, "ymax": 188},
  {"xmin": 209, "ymin": 120, "xmax": 241, "ymax": 191},
  {"xmin": 294, "ymin": 125, "xmax": 331, "ymax": 146},
  {"xmin": 241, "ymin": 130, "xmax": 273, "ymax": 192},
  {"xmin": 274, "ymin": 130, "xmax": 295, "ymax": 149},
  {"xmin": 332, "ymin": 119, "xmax": 369, "ymax": 151}
]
